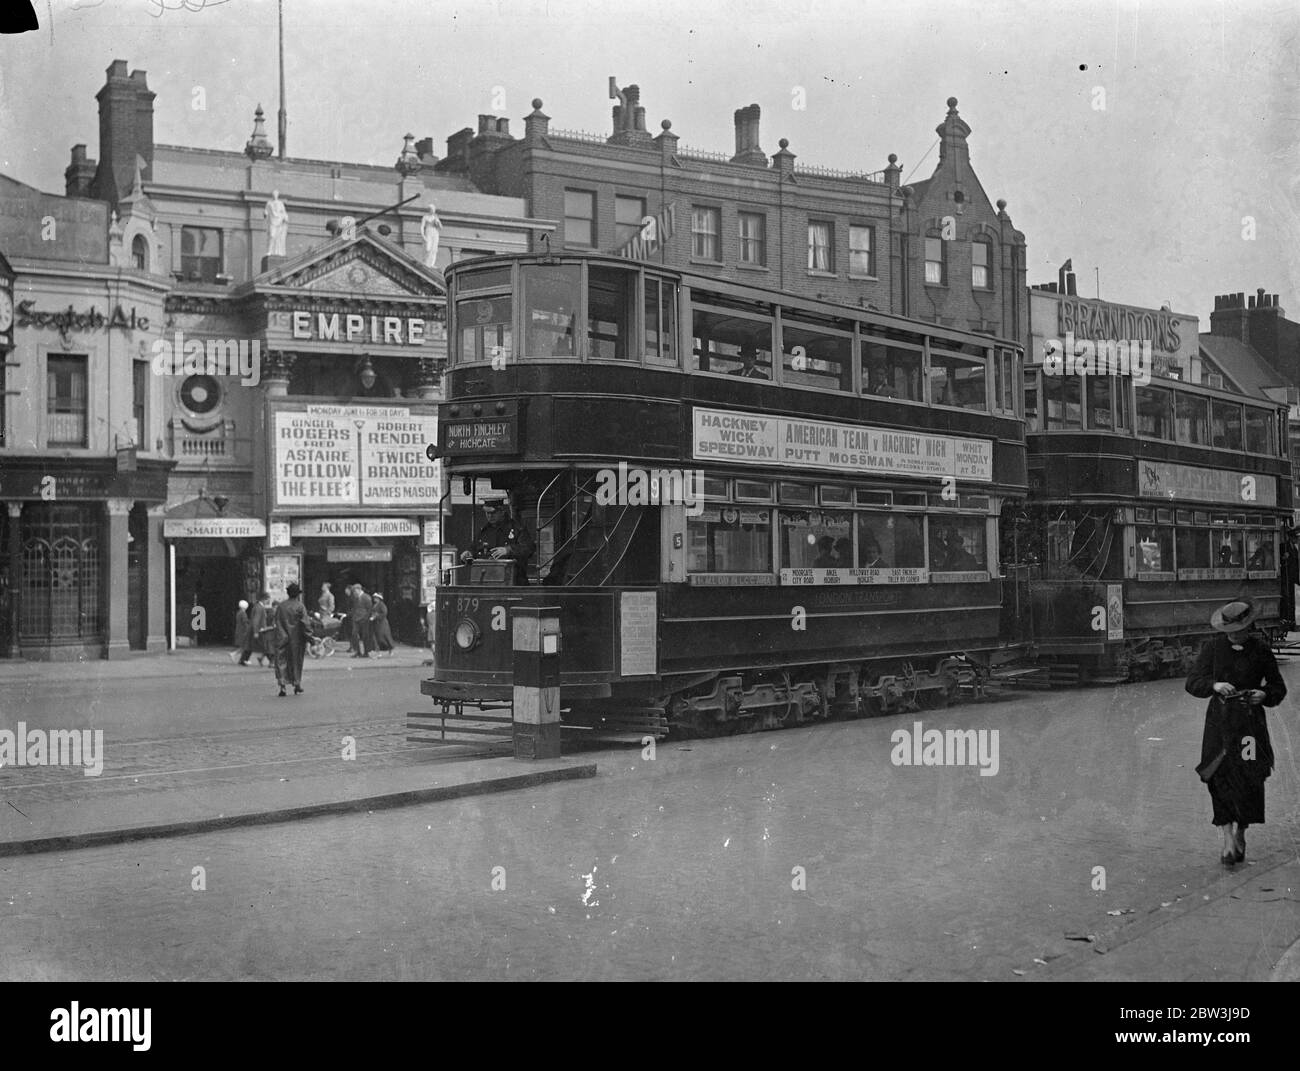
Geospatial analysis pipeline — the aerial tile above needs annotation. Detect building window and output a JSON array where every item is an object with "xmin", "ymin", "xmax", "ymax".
[
  {"xmin": 739, "ymin": 212, "xmax": 766, "ymax": 266},
  {"xmin": 180, "ymin": 226, "xmax": 222, "ymax": 282},
  {"xmin": 132, "ymin": 361, "xmax": 147, "ymax": 448},
  {"xmin": 971, "ymin": 240, "xmax": 990, "ymax": 289},
  {"xmin": 131, "ymin": 234, "xmax": 149, "ymax": 271},
  {"xmin": 563, "ymin": 189, "xmax": 596, "ymax": 248},
  {"xmin": 808, "ymin": 220, "xmax": 833, "ymax": 272},
  {"xmin": 849, "ymin": 225, "xmax": 875, "ymax": 276},
  {"xmin": 47, "ymin": 354, "xmax": 88, "ymax": 447},
  {"xmin": 691, "ymin": 206, "xmax": 721, "ymax": 261},
  {"xmin": 0, "ymin": 363, "xmax": 6, "ymax": 447},
  {"xmin": 924, "ymin": 237, "xmax": 946, "ymax": 285},
  {"xmin": 615, "ymin": 195, "xmax": 646, "ymax": 249}
]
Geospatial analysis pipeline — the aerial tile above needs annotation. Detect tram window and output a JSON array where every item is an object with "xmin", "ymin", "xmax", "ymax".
[
  {"xmin": 819, "ymin": 485, "xmax": 853, "ymax": 506},
  {"xmin": 734, "ymin": 480, "xmax": 773, "ymax": 502},
  {"xmin": 857, "ymin": 510, "xmax": 925, "ymax": 569},
  {"xmin": 1176, "ymin": 527, "xmax": 1211, "ymax": 570},
  {"xmin": 929, "ymin": 349, "xmax": 987, "ymax": 410},
  {"xmin": 1045, "ymin": 375, "xmax": 1082, "ymax": 428},
  {"xmin": 1086, "ymin": 375, "xmax": 1113, "ymax": 429},
  {"xmin": 1156, "ymin": 508, "xmax": 1173, "ymax": 524},
  {"xmin": 861, "ymin": 340, "xmax": 922, "ymax": 401},
  {"xmin": 961, "ymin": 495, "xmax": 991, "ymax": 511},
  {"xmin": 644, "ymin": 278, "xmax": 678, "ymax": 366},
  {"xmin": 1246, "ymin": 531, "xmax": 1275, "ymax": 569},
  {"xmin": 588, "ymin": 266, "xmax": 636, "ymax": 360},
  {"xmin": 1175, "ymin": 392, "xmax": 1209, "ymax": 445},
  {"xmin": 782, "ymin": 318, "xmax": 853, "ymax": 392},
  {"xmin": 1175, "ymin": 510, "xmax": 1193, "ymax": 525},
  {"xmin": 1023, "ymin": 371, "xmax": 1040, "ymax": 430},
  {"xmin": 693, "ymin": 308, "xmax": 774, "ymax": 378},
  {"xmin": 1136, "ymin": 386, "xmax": 1174, "ymax": 440},
  {"xmin": 1194, "ymin": 511, "xmax": 1209, "ymax": 524},
  {"xmin": 701, "ymin": 476, "xmax": 729, "ymax": 500},
  {"xmin": 1114, "ymin": 379, "xmax": 1132, "ymax": 429},
  {"xmin": 856, "ymin": 490, "xmax": 892, "ymax": 506},
  {"xmin": 1136, "ymin": 527, "xmax": 1175, "ymax": 573},
  {"xmin": 455, "ymin": 295, "xmax": 512, "ymax": 365},
  {"xmin": 521, "ymin": 265, "xmax": 581, "ymax": 357},
  {"xmin": 687, "ymin": 507, "xmax": 772, "ymax": 573},
  {"xmin": 457, "ymin": 265, "xmax": 512, "ymax": 292},
  {"xmin": 929, "ymin": 515, "xmax": 987, "ymax": 572},
  {"xmin": 1214, "ymin": 529, "xmax": 1244, "ymax": 568},
  {"xmin": 1244, "ymin": 407, "xmax": 1272, "ymax": 454},
  {"xmin": 993, "ymin": 348, "xmax": 1016, "ymax": 413},
  {"xmin": 1211, "ymin": 400, "xmax": 1243, "ymax": 451},
  {"xmin": 779, "ymin": 509, "xmax": 852, "ymax": 568},
  {"xmin": 894, "ymin": 491, "xmax": 928, "ymax": 508},
  {"xmin": 778, "ymin": 482, "xmax": 816, "ymax": 505}
]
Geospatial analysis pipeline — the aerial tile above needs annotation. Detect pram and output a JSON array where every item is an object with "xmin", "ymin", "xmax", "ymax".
[{"xmin": 307, "ymin": 612, "xmax": 343, "ymax": 658}]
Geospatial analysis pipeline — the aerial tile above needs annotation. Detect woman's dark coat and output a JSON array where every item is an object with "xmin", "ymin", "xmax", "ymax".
[
  {"xmin": 370, "ymin": 597, "xmax": 394, "ymax": 651},
  {"xmin": 1185, "ymin": 633, "xmax": 1286, "ymax": 825}
]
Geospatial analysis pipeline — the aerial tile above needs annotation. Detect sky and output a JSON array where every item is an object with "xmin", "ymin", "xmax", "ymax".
[{"xmin": 1, "ymin": 0, "xmax": 1297, "ymax": 324}]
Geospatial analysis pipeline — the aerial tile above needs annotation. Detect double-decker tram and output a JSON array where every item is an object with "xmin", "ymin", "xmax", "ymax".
[
  {"xmin": 1009, "ymin": 367, "xmax": 1292, "ymax": 682},
  {"xmin": 425, "ymin": 252, "xmax": 1025, "ymax": 735}
]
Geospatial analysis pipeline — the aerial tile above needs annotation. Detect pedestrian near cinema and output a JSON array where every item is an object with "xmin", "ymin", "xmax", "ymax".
[
  {"xmin": 229, "ymin": 599, "xmax": 250, "ymax": 663},
  {"xmin": 273, "ymin": 582, "xmax": 312, "ymax": 696},
  {"xmin": 1184, "ymin": 600, "xmax": 1286, "ymax": 866},
  {"xmin": 461, "ymin": 498, "xmax": 534, "ymax": 584},
  {"xmin": 370, "ymin": 592, "xmax": 394, "ymax": 656},
  {"xmin": 240, "ymin": 591, "xmax": 274, "ymax": 666},
  {"xmin": 349, "ymin": 584, "xmax": 373, "ymax": 657},
  {"xmin": 318, "ymin": 581, "xmax": 335, "ymax": 617}
]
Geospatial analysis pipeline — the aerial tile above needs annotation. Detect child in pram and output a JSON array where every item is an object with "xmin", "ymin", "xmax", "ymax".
[{"xmin": 307, "ymin": 612, "xmax": 344, "ymax": 658}]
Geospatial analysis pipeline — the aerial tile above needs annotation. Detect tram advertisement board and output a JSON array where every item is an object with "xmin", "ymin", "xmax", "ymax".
[
  {"xmin": 692, "ymin": 407, "xmax": 993, "ymax": 482},
  {"xmin": 271, "ymin": 403, "xmax": 440, "ymax": 511},
  {"xmin": 1137, "ymin": 460, "xmax": 1276, "ymax": 506}
]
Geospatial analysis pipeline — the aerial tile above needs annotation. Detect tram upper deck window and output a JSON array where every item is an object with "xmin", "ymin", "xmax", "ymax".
[
  {"xmin": 1045, "ymin": 375, "xmax": 1082, "ymax": 428},
  {"xmin": 861, "ymin": 338, "xmax": 923, "ymax": 401},
  {"xmin": 1024, "ymin": 369, "xmax": 1040, "ymax": 430},
  {"xmin": 781, "ymin": 313, "xmax": 853, "ymax": 392},
  {"xmin": 929, "ymin": 348, "xmax": 987, "ymax": 411},
  {"xmin": 1245, "ymin": 406, "xmax": 1274, "ymax": 454},
  {"xmin": 1176, "ymin": 526, "xmax": 1211, "ymax": 570},
  {"xmin": 1246, "ymin": 530, "xmax": 1276, "ymax": 569},
  {"xmin": 1136, "ymin": 385, "xmax": 1174, "ymax": 440},
  {"xmin": 1214, "ymin": 529, "xmax": 1244, "ymax": 568},
  {"xmin": 1211, "ymin": 400, "xmax": 1243, "ymax": 451},
  {"xmin": 588, "ymin": 265, "xmax": 636, "ymax": 360},
  {"xmin": 1086, "ymin": 375, "xmax": 1113, "ymax": 429},
  {"xmin": 522, "ymin": 264, "xmax": 581, "ymax": 358},
  {"xmin": 456, "ymin": 294, "xmax": 513, "ymax": 365},
  {"xmin": 457, "ymin": 265, "xmax": 512, "ymax": 293},
  {"xmin": 693, "ymin": 305, "xmax": 774, "ymax": 378},
  {"xmin": 1175, "ymin": 392, "xmax": 1209, "ymax": 445},
  {"xmin": 644, "ymin": 278, "xmax": 678, "ymax": 366},
  {"xmin": 857, "ymin": 511, "xmax": 926, "ymax": 569}
]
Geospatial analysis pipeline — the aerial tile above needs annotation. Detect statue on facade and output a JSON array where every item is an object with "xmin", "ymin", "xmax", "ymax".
[
  {"xmin": 420, "ymin": 202, "xmax": 442, "ymax": 269},
  {"xmin": 264, "ymin": 189, "xmax": 289, "ymax": 257}
]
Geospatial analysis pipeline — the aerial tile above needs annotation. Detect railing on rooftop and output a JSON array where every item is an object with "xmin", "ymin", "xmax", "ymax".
[
  {"xmin": 794, "ymin": 163, "xmax": 886, "ymax": 182},
  {"xmin": 677, "ymin": 145, "xmax": 734, "ymax": 164},
  {"xmin": 547, "ymin": 128, "xmax": 608, "ymax": 145}
]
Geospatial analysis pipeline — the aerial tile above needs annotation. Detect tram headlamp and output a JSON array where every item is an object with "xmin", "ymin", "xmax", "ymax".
[{"xmin": 453, "ymin": 618, "xmax": 481, "ymax": 651}]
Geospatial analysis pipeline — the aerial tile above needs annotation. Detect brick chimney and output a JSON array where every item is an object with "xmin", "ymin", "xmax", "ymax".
[
  {"xmin": 730, "ymin": 104, "xmax": 766, "ymax": 166},
  {"xmin": 90, "ymin": 60, "xmax": 155, "ymax": 208},
  {"xmin": 1210, "ymin": 292, "xmax": 1251, "ymax": 344},
  {"xmin": 65, "ymin": 144, "xmax": 97, "ymax": 198},
  {"xmin": 436, "ymin": 127, "xmax": 475, "ymax": 174},
  {"xmin": 608, "ymin": 83, "xmax": 652, "ymax": 147}
]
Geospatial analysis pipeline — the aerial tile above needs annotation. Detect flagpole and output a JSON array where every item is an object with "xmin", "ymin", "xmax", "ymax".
[{"xmin": 277, "ymin": 0, "xmax": 287, "ymax": 159}]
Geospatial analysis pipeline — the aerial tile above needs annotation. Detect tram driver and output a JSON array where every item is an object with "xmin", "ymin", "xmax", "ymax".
[{"xmin": 461, "ymin": 497, "xmax": 535, "ymax": 584}]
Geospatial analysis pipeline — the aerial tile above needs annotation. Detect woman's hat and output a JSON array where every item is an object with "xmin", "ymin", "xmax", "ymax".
[
  {"xmin": 373, "ymin": 592, "xmax": 384, "ymax": 600},
  {"xmin": 1211, "ymin": 599, "xmax": 1258, "ymax": 633},
  {"xmin": 286, "ymin": 582, "xmax": 302, "ymax": 599},
  {"xmin": 238, "ymin": 599, "xmax": 249, "ymax": 610}
]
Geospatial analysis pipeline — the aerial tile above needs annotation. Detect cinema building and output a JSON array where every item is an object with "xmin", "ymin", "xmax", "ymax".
[{"xmin": 0, "ymin": 59, "xmax": 547, "ymax": 657}]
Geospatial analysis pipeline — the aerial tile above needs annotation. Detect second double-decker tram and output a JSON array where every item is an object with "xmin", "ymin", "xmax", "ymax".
[{"xmin": 427, "ymin": 252, "xmax": 1026, "ymax": 734}]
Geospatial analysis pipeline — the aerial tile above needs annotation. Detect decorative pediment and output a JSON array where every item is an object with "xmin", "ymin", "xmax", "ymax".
[{"xmin": 249, "ymin": 229, "xmax": 443, "ymax": 300}]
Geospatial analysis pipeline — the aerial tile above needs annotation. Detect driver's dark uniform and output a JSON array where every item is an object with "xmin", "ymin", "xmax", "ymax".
[{"xmin": 471, "ymin": 517, "xmax": 535, "ymax": 584}]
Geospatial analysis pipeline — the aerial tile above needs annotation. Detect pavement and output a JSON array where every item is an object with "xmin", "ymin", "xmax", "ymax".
[
  {"xmin": 0, "ymin": 643, "xmax": 595, "ymax": 855},
  {"xmin": 0, "ymin": 643, "xmax": 1298, "ymax": 981}
]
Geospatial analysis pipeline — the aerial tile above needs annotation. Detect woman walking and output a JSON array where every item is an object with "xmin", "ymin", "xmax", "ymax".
[
  {"xmin": 1185, "ymin": 599, "xmax": 1286, "ymax": 866},
  {"xmin": 370, "ymin": 592, "xmax": 394, "ymax": 656}
]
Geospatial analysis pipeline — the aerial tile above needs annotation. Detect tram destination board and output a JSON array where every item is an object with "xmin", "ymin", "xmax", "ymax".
[{"xmin": 439, "ymin": 401, "xmax": 520, "ymax": 456}]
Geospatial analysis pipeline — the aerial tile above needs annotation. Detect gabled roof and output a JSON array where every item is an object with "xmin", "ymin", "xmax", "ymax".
[
  {"xmin": 233, "ymin": 226, "xmax": 444, "ymax": 300},
  {"xmin": 1199, "ymin": 333, "xmax": 1289, "ymax": 399}
]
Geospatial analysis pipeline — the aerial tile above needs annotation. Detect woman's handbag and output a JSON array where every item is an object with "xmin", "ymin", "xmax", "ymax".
[{"xmin": 1196, "ymin": 747, "xmax": 1228, "ymax": 782}]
